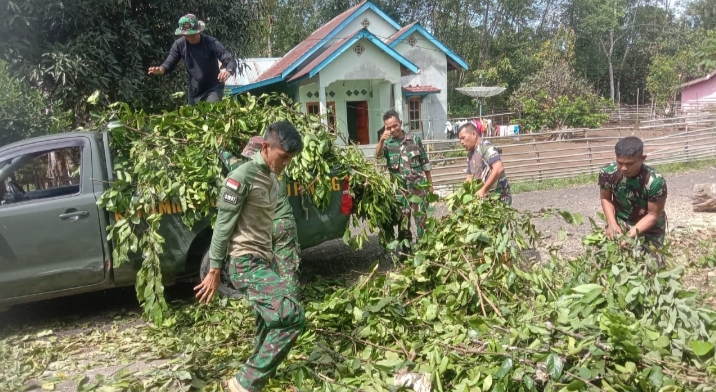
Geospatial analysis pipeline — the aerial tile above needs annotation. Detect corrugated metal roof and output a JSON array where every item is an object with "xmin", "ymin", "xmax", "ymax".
[
  {"xmin": 254, "ymin": 0, "xmax": 368, "ymax": 83},
  {"xmin": 225, "ymin": 58, "xmax": 282, "ymax": 86}
]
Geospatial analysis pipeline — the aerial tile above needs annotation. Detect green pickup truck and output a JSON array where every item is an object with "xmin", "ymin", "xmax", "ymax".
[{"xmin": 0, "ymin": 132, "xmax": 352, "ymax": 309}]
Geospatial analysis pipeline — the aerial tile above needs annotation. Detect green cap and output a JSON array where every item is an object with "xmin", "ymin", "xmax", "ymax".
[{"xmin": 175, "ymin": 14, "xmax": 205, "ymax": 35}]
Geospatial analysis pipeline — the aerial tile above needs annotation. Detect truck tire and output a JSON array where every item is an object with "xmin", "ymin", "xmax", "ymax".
[{"xmin": 199, "ymin": 251, "xmax": 242, "ymax": 299}]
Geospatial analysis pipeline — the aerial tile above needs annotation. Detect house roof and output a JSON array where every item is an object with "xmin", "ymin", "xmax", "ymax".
[
  {"xmin": 288, "ymin": 28, "xmax": 420, "ymax": 82},
  {"xmin": 388, "ymin": 23, "xmax": 469, "ymax": 71},
  {"xmin": 229, "ymin": 1, "xmax": 467, "ymax": 95},
  {"xmin": 680, "ymin": 69, "xmax": 716, "ymax": 89},
  {"xmin": 385, "ymin": 22, "xmax": 417, "ymax": 45},
  {"xmin": 225, "ymin": 58, "xmax": 281, "ymax": 86},
  {"xmin": 402, "ymin": 85, "xmax": 441, "ymax": 95}
]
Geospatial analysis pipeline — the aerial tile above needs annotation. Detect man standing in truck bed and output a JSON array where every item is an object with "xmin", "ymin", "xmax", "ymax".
[
  {"xmin": 196, "ymin": 122, "xmax": 304, "ymax": 392},
  {"xmin": 375, "ymin": 109, "xmax": 433, "ymax": 255},
  {"xmin": 148, "ymin": 14, "xmax": 237, "ymax": 105}
]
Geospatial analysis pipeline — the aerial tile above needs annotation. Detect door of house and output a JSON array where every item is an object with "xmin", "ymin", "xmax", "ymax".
[{"xmin": 346, "ymin": 101, "xmax": 369, "ymax": 145}]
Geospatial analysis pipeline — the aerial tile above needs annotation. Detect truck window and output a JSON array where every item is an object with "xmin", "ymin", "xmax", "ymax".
[{"xmin": 0, "ymin": 146, "xmax": 82, "ymax": 206}]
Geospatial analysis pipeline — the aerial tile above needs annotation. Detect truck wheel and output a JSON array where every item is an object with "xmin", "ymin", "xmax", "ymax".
[{"xmin": 199, "ymin": 251, "xmax": 242, "ymax": 299}]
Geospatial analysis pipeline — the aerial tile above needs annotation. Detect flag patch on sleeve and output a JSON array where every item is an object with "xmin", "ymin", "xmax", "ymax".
[{"xmin": 225, "ymin": 178, "xmax": 240, "ymax": 191}]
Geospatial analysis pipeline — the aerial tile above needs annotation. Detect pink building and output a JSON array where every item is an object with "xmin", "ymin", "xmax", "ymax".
[{"xmin": 680, "ymin": 68, "xmax": 716, "ymax": 114}]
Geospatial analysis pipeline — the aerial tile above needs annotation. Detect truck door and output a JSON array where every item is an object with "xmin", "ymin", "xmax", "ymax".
[{"xmin": 0, "ymin": 137, "xmax": 106, "ymax": 300}]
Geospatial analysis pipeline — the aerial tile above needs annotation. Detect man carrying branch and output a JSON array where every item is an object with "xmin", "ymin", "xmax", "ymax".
[
  {"xmin": 598, "ymin": 136, "xmax": 668, "ymax": 260},
  {"xmin": 457, "ymin": 122, "xmax": 512, "ymax": 205},
  {"xmin": 195, "ymin": 122, "xmax": 304, "ymax": 392},
  {"xmin": 148, "ymin": 14, "xmax": 237, "ymax": 105}
]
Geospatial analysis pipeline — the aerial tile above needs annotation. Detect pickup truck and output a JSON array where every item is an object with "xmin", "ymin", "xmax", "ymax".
[{"xmin": 0, "ymin": 132, "xmax": 352, "ymax": 308}]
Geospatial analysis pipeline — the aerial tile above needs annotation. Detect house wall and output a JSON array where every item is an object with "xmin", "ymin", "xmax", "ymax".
[
  {"xmin": 681, "ymin": 77, "xmax": 716, "ymax": 113},
  {"xmin": 393, "ymin": 33, "xmax": 449, "ymax": 140},
  {"xmin": 336, "ymin": 9, "xmax": 398, "ymax": 41}
]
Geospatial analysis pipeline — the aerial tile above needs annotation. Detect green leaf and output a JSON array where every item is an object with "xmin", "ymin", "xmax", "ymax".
[
  {"xmin": 567, "ymin": 380, "xmax": 586, "ymax": 390},
  {"xmin": 689, "ymin": 340, "xmax": 714, "ymax": 356},
  {"xmin": 546, "ymin": 353, "xmax": 563, "ymax": 379},
  {"xmin": 648, "ymin": 366, "xmax": 663, "ymax": 387},
  {"xmin": 483, "ymin": 374, "xmax": 493, "ymax": 390},
  {"xmin": 652, "ymin": 335, "xmax": 670, "ymax": 348},
  {"xmin": 495, "ymin": 358, "xmax": 513, "ymax": 379},
  {"xmin": 572, "ymin": 284, "xmax": 603, "ymax": 294}
]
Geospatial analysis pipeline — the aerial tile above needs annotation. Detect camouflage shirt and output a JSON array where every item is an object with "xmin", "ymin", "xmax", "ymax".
[
  {"xmin": 380, "ymin": 133, "xmax": 431, "ymax": 189},
  {"xmin": 219, "ymin": 137, "xmax": 293, "ymax": 222},
  {"xmin": 598, "ymin": 163, "xmax": 667, "ymax": 236},
  {"xmin": 467, "ymin": 139, "xmax": 510, "ymax": 197}
]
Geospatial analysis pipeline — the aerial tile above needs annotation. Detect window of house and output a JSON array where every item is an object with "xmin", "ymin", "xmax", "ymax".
[
  {"xmin": 327, "ymin": 101, "xmax": 336, "ymax": 130},
  {"xmin": 408, "ymin": 97, "xmax": 422, "ymax": 131},
  {"xmin": 306, "ymin": 102, "xmax": 320, "ymax": 116},
  {"xmin": 0, "ymin": 146, "xmax": 82, "ymax": 206}
]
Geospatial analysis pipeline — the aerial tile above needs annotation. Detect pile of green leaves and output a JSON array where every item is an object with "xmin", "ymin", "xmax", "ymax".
[
  {"xmin": 2, "ymin": 182, "xmax": 715, "ymax": 391},
  {"xmin": 95, "ymin": 93, "xmax": 399, "ymax": 324}
]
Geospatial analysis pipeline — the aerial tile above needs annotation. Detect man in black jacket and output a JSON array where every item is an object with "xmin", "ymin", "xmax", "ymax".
[{"xmin": 148, "ymin": 14, "xmax": 237, "ymax": 105}]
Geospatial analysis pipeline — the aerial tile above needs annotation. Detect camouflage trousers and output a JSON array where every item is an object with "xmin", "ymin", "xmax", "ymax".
[
  {"xmin": 271, "ymin": 218, "xmax": 301, "ymax": 297},
  {"xmin": 396, "ymin": 188, "xmax": 428, "ymax": 243},
  {"xmin": 227, "ymin": 254, "xmax": 305, "ymax": 392}
]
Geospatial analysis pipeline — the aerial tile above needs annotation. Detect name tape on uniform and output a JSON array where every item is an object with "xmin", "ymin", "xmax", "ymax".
[{"xmin": 223, "ymin": 192, "xmax": 238, "ymax": 205}]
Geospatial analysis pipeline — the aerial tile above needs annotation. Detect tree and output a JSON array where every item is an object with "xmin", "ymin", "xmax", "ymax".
[
  {"xmin": 510, "ymin": 43, "xmax": 609, "ymax": 132},
  {"xmin": 566, "ymin": 0, "xmax": 641, "ymax": 102},
  {"xmin": 0, "ymin": 60, "xmax": 70, "ymax": 147},
  {"xmin": 646, "ymin": 52, "xmax": 699, "ymax": 111},
  {"xmin": 0, "ymin": 0, "xmax": 265, "ymax": 122}
]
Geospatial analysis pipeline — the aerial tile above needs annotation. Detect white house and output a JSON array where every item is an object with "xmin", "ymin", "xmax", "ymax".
[{"xmin": 227, "ymin": 0, "xmax": 468, "ymax": 146}]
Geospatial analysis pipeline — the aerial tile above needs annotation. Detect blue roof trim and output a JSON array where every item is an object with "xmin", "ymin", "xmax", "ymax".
[
  {"xmin": 388, "ymin": 24, "xmax": 469, "ymax": 70},
  {"xmin": 227, "ymin": 76, "xmax": 282, "ymax": 95},
  {"xmin": 280, "ymin": 1, "xmax": 402, "ymax": 79},
  {"xmin": 300, "ymin": 29, "xmax": 419, "ymax": 81}
]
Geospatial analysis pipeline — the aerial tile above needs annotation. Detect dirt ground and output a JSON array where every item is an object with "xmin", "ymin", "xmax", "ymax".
[{"xmin": 1, "ymin": 166, "xmax": 715, "ymax": 391}]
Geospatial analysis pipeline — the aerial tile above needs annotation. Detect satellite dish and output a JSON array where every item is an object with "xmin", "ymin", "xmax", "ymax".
[
  {"xmin": 455, "ymin": 86, "xmax": 506, "ymax": 98},
  {"xmin": 455, "ymin": 86, "xmax": 506, "ymax": 116}
]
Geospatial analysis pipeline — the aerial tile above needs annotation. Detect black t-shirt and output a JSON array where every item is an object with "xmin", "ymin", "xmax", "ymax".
[{"xmin": 161, "ymin": 35, "xmax": 237, "ymax": 97}]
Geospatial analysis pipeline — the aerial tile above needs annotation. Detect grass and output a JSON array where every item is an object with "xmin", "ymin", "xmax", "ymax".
[{"xmin": 510, "ymin": 158, "xmax": 716, "ymax": 194}]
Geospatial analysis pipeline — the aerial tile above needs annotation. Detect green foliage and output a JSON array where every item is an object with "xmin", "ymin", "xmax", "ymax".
[
  {"xmin": 0, "ymin": 60, "xmax": 71, "ymax": 147},
  {"xmin": 647, "ymin": 52, "xmax": 700, "ymax": 106},
  {"xmin": 6, "ymin": 182, "xmax": 715, "ymax": 391},
  {"xmin": 515, "ymin": 93, "xmax": 611, "ymax": 132},
  {"xmin": 0, "ymin": 0, "xmax": 265, "ymax": 121},
  {"xmin": 3, "ymin": 180, "xmax": 716, "ymax": 390},
  {"xmin": 95, "ymin": 93, "xmax": 399, "ymax": 324}
]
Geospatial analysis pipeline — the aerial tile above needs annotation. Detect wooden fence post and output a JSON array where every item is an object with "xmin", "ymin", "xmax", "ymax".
[
  {"xmin": 587, "ymin": 139, "xmax": 594, "ymax": 173},
  {"xmin": 685, "ymin": 125, "xmax": 690, "ymax": 161},
  {"xmin": 532, "ymin": 138, "xmax": 542, "ymax": 182}
]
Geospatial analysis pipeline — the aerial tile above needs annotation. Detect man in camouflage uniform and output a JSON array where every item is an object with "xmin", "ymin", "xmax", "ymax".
[
  {"xmin": 375, "ymin": 109, "xmax": 433, "ymax": 251},
  {"xmin": 196, "ymin": 122, "xmax": 304, "ymax": 392},
  {"xmin": 456, "ymin": 122, "xmax": 512, "ymax": 204},
  {"xmin": 598, "ymin": 136, "xmax": 667, "ymax": 260},
  {"xmin": 219, "ymin": 136, "xmax": 301, "ymax": 296}
]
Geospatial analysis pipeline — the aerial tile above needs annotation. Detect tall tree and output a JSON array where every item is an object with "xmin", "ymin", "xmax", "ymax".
[{"xmin": 0, "ymin": 0, "xmax": 265, "ymax": 120}]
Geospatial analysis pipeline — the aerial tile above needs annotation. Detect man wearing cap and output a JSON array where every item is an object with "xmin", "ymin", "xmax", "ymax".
[
  {"xmin": 148, "ymin": 14, "xmax": 237, "ymax": 105},
  {"xmin": 219, "ymin": 136, "xmax": 301, "ymax": 296}
]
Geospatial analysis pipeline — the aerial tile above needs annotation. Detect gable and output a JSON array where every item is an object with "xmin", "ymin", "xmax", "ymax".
[
  {"xmin": 288, "ymin": 29, "xmax": 418, "ymax": 83},
  {"xmin": 334, "ymin": 8, "xmax": 399, "ymax": 44},
  {"xmin": 319, "ymin": 37, "xmax": 404, "ymax": 84},
  {"xmin": 389, "ymin": 24, "xmax": 468, "ymax": 71}
]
